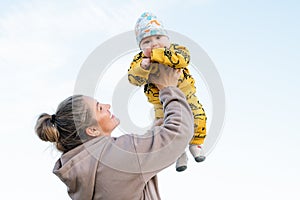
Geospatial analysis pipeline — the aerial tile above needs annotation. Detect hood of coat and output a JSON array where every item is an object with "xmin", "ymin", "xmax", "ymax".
[{"xmin": 53, "ymin": 136, "xmax": 109, "ymax": 199}]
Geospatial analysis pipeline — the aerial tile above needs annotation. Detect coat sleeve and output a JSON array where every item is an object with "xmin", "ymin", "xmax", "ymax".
[
  {"xmin": 108, "ymin": 87, "xmax": 193, "ymax": 180},
  {"xmin": 151, "ymin": 43, "xmax": 190, "ymax": 69},
  {"xmin": 128, "ymin": 51, "xmax": 152, "ymax": 86},
  {"xmin": 132, "ymin": 86, "xmax": 194, "ymax": 176}
]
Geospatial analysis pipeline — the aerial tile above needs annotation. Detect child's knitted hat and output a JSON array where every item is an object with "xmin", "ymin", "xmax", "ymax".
[{"xmin": 135, "ymin": 12, "xmax": 168, "ymax": 46}]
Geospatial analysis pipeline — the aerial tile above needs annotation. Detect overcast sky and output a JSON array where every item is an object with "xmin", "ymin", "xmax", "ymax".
[{"xmin": 0, "ymin": 0, "xmax": 299, "ymax": 199}]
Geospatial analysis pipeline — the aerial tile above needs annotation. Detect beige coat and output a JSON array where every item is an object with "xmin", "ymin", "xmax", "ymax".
[{"xmin": 53, "ymin": 87, "xmax": 194, "ymax": 200}]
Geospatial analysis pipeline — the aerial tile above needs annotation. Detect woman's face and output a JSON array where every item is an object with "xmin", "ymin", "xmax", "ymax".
[{"xmin": 85, "ymin": 97, "xmax": 120, "ymax": 136}]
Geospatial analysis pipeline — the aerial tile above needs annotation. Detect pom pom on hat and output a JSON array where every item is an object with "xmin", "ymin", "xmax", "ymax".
[{"xmin": 135, "ymin": 12, "xmax": 168, "ymax": 46}]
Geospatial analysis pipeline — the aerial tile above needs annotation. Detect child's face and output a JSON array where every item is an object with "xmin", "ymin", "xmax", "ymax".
[{"xmin": 140, "ymin": 35, "xmax": 170, "ymax": 52}]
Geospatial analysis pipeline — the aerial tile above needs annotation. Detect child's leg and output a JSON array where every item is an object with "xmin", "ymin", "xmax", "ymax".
[
  {"xmin": 189, "ymin": 144, "xmax": 205, "ymax": 162},
  {"xmin": 146, "ymin": 84, "xmax": 164, "ymax": 126},
  {"xmin": 176, "ymin": 151, "xmax": 188, "ymax": 172},
  {"xmin": 188, "ymin": 95, "xmax": 207, "ymax": 162},
  {"xmin": 190, "ymin": 113, "xmax": 206, "ymax": 145},
  {"xmin": 153, "ymin": 104, "xmax": 164, "ymax": 119}
]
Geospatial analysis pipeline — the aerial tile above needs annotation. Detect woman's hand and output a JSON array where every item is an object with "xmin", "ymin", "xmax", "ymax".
[{"xmin": 149, "ymin": 64, "xmax": 182, "ymax": 90}]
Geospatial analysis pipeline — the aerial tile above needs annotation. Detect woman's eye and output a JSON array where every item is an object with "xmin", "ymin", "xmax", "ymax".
[
  {"xmin": 156, "ymin": 36, "xmax": 160, "ymax": 39},
  {"xmin": 97, "ymin": 103, "xmax": 102, "ymax": 111}
]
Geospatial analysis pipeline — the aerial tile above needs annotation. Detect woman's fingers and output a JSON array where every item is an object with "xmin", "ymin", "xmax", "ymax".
[{"xmin": 149, "ymin": 64, "xmax": 182, "ymax": 90}]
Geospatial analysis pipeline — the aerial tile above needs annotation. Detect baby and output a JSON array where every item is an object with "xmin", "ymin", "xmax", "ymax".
[{"xmin": 128, "ymin": 12, "xmax": 207, "ymax": 172}]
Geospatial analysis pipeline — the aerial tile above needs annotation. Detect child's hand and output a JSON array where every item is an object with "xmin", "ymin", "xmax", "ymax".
[
  {"xmin": 141, "ymin": 58, "xmax": 151, "ymax": 70},
  {"xmin": 143, "ymin": 48, "xmax": 152, "ymax": 58}
]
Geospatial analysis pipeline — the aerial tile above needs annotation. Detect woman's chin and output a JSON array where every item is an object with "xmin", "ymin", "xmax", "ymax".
[{"xmin": 113, "ymin": 116, "xmax": 120, "ymax": 126}]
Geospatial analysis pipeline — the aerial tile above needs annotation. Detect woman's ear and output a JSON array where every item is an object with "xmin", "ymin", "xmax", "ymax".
[{"xmin": 86, "ymin": 126, "xmax": 101, "ymax": 137}]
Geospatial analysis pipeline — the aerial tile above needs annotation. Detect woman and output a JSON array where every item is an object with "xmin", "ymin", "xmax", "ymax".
[{"xmin": 35, "ymin": 65, "xmax": 194, "ymax": 200}]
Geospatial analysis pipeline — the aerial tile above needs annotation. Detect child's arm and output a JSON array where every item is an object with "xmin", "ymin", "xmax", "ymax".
[
  {"xmin": 151, "ymin": 43, "xmax": 190, "ymax": 69},
  {"xmin": 128, "ymin": 52, "xmax": 152, "ymax": 86}
]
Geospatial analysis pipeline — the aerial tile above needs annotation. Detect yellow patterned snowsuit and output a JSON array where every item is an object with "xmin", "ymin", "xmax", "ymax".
[{"xmin": 128, "ymin": 43, "xmax": 206, "ymax": 145}]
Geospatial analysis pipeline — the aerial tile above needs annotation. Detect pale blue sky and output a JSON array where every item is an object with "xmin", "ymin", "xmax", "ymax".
[{"xmin": 0, "ymin": 0, "xmax": 299, "ymax": 199}]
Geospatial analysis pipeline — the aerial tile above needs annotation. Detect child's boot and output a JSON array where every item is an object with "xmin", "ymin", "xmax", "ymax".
[
  {"xmin": 189, "ymin": 144, "xmax": 206, "ymax": 162},
  {"xmin": 176, "ymin": 152, "xmax": 188, "ymax": 172}
]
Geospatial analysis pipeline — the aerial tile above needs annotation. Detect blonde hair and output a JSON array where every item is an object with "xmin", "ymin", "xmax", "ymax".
[{"xmin": 35, "ymin": 95, "xmax": 97, "ymax": 152}]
